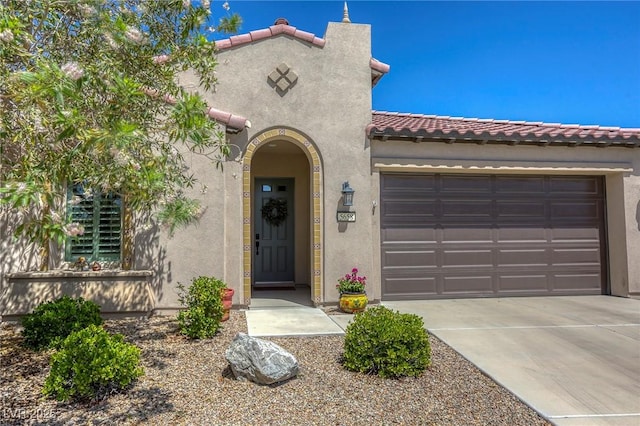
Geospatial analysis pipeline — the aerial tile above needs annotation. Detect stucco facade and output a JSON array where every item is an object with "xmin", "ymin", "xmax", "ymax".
[
  {"xmin": 181, "ymin": 21, "xmax": 380, "ymax": 309},
  {"xmin": 2, "ymin": 17, "xmax": 640, "ymax": 319}
]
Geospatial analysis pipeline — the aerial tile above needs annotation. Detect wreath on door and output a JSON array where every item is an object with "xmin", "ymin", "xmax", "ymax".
[{"xmin": 261, "ymin": 198, "xmax": 288, "ymax": 227}]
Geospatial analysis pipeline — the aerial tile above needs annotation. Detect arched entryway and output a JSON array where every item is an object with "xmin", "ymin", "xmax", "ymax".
[{"xmin": 241, "ymin": 127, "xmax": 323, "ymax": 306}]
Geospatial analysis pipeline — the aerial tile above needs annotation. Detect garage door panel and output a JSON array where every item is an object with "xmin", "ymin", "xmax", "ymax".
[
  {"xmin": 552, "ymin": 248, "xmax": 601, "ymax": 265},
  {"xmin": 550, "ymin": 201, "xmax": 601, "ymax": 219},
  {"xmin": 549, "ymin": 176, "xmax": 600, "ymax": 195},
  {"xmin": 383, "ymin": 249, "xmax": 437, "ymax": 269},
  {"xmin": 498, "ymin": 249, "xmax": 547, "ymax": 266},
  {"xmin": 442, "ymin": 200, "xmax": 493, "ymax": 218},
  {"xmin": 497, "ymin": 228, "xmax": 548, "ymax": 242},
  {"xmin": 443, "ymin": 276, "xmax": 493, "ymax": 293},
  {"xmin": 441, "ymin": 175, "xmax": 492, "ymax": 193},
  {"xmin": 550, "ymin": 227, "xmax": 600, "ymax": 242},
  {"xmin": 498, "ymin": 275, "xmax": 549, "ymax": 292},
  {"xmin": 383, "ymin": 200, "xmax": 437, "ymax": 222},
  {"xmin": 382, "ymin": 228, "xmax": 437, "ymax": 243},
  {"xmin": 382, "ymin": 174, "xmax": 436, "ymax": 193},
  {"xmin": 383, "ymin": 276, "xmax": 438, "ymax": 297},
  {"xmin": 381, "ymin": 173, "xmax": 606, "ymax": 300},
  {"xmin": 495, "ymin": 176, "xmax": 546, "ymax": 193},
  {"xmin": 497, "ymin": 201, "xmax": 546, "ymax": 218},
  {"xmin": 442, "ymin": 228, "xmax": 493, "ymax": 243},
  {"xmin": 554, "ymin": 274, "xmax": 602, "ymax": 291},
  {"xmin": 442, "ymin": 250, "xmax": 493, "ymax": 267}
]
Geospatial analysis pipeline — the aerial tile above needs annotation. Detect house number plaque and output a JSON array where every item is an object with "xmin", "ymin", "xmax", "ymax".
[{"xmin": 337, "ymin": 211, "xmax": 356, "ymax": 222}]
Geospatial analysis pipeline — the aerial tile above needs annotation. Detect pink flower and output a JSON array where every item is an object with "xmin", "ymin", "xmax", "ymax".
[
  {"xmin": 125, "ymin": 26, "xmax": 144, "ymax": 44},
  {"xmin": 61, "ymin": 62, "xmax": 84, "ymax": 80},
  {"xmin": 153, "ymin": 54, "xmax": 170, "ymax": 64},
  {"xmin": 64, "ymin": 222, "xmax": 85, "ymax": 237},
  {"xmin": 337, "ymin": 267, "xmax": 367, "ymax": 294},
  {"xmin": 0, "ymin": 29, "xmax": 14, "ymax": 43}
]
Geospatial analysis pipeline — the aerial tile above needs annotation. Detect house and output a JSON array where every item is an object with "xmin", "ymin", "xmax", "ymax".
[{"xmin": 2, "ymin": 11, "xmax": 640, "ymax": 319}]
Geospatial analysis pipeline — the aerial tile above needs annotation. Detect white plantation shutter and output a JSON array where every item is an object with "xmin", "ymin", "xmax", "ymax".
[{"xmin": 66, "ymin": 184, "xmax": 122, "ymax": 261}]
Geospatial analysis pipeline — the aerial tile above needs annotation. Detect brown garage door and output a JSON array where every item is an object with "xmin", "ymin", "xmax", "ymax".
[{"xmin": 381, "ymin": 174, "xmax": 607, "ymax": 300}]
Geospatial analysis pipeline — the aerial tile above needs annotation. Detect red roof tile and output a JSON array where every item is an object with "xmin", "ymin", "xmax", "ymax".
[
  {"xmin": 370, "ymin": 58, "xmax": 390, "ymax": 74},
  {"xmin": 206, "ymin": 107, "xmax": 250, "ymax": 132},
  {"xmin": 215, "ymin": 23, "xmax": 326, "ymax": 50},
  {"xmin": 368, "ymin": 111, "xmax": 640, "ymax": 147}
]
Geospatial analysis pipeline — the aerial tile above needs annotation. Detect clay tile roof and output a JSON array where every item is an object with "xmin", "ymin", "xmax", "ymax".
[
  {"xmin": 206, "ymin": 107, "xmax": 251, "ymax": 133},
  {"xmin": 215, "ymin": 21, "xmax": 326, "ymax": 50},
  {"xmin": 370, "ymin": 58, "xmax": 390, "ymax": 74},
  {"xmin": 370, "ymin": 58, "xmax": 390, "ymax": 86},
  {"xmin": 368, "ymin": 111, "xmax": 640, "ymax": 147}
]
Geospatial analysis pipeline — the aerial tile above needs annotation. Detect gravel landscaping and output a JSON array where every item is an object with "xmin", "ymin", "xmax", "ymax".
[{"xmin": 1, "ymin": 311, "xmax": 550, "ymax": 425}]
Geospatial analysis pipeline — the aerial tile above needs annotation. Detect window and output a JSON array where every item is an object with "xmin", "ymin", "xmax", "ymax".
[{"xmin": 66, "ymin": 183, "xmax": 122, "ymax": 262}]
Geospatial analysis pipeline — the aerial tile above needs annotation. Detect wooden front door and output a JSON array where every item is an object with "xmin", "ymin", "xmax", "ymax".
[{"xmin": 254, "ymin": 178, "xmax": 295, "ymax": 286}]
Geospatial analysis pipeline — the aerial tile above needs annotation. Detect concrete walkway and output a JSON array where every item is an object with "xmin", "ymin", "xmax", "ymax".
[{"xmin": 246, "ymin": 295, "xmax": 640, "ymax": 426}]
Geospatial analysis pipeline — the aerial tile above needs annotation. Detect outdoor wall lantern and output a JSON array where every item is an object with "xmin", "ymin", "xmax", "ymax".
[{"xmin": 341, "ymin": 181, "xmax": 355, "ymax": 206}]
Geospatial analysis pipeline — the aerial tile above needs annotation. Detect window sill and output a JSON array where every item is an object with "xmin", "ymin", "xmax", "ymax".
[{"xmin": 6, "ymin": 270, "xmax": 153, "ymax": 279}]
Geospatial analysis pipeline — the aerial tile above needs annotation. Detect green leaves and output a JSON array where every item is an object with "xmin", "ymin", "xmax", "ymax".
[
  {"xmin": 177, "ymin": 276, "xmax": 227, "ymax": 339},
  {"xmin": 0, "ymin": 0, "xmax": 241, "ymax": 263},
  {"xmin": 42, "ymin": 324, "xmax": 143, "ymax": 402},
  {"xmin": 20, "ymin": 296, "xmax": 103, "ymax": 351},
  {"xmin": 156, "ymin": 196, "xmax": 203, "ymax": 237},
  {"xmin": 342, "ymin": 306, "xmax": 431, "ymax": 378}
]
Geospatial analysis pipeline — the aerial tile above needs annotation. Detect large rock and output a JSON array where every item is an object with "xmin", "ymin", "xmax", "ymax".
[{"xmin": 225, "ymin": 333, "xmax": 299, "ymax": 385}]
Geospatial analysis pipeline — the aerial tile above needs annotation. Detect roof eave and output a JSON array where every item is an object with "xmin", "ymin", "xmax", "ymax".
[
  {"xmin": 370, "ymin": 58, "xmax": 390, "ymax": 87},
  {"xmin": 368, "ymin": 130, "xmax": 640, "ymax": 148}
]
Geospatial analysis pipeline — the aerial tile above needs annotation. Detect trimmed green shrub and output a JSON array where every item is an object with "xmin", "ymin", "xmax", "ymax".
[
  {"xmin": 21, "ymin": 295, "xmax": 103, "ymax": 351},
  {"xmin": 177, "ymin": 276, "xmax": 226, "ymax": 339},
  {"xmin": 342, "ymin": 306, "xmax": 431, "ymax": 378},
  {"xmin": 43, "ymin": 324, "xmax": 143, "ymax": 402}
]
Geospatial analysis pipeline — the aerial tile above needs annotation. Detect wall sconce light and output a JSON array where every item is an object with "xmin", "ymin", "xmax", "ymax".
[{"xmin": 341, "ymin": 181, "xmax": 355, "ymax": 206}]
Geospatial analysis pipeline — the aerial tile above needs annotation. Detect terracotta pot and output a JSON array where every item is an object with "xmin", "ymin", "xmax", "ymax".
[
  {"xmin": 221, "ymin": 288, "xmax": 234, "ymax": 321},
  {"xmin": 339, "ymin": 292, "xmax": 368, "ymax": 314}
]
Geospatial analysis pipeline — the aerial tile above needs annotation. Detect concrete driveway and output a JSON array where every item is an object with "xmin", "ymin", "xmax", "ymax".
[{"xmin": 383, "ymin": 296, "xmax": 640, "ymax": 426}]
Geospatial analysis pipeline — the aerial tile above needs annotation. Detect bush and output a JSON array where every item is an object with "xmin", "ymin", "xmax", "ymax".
[
  {"xmin": 42, "ymin": 324, "xmax": 143, "ymax": 402},
  {"xmin": 21, "ymin": 295, "xmax": 103, "ymax": 351},
  {"xmin": 177, "ymin": 276, "xmax": 226, "ymax": 339},
  {"xmin": 342, "ymin": 306, "xmax": 431, "ymax": 378}
]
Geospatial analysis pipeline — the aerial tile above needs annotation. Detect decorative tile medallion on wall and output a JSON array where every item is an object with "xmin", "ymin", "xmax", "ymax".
[{"xmin": 267, "ymin": 63, "xmax": 298, "ymax": 95}]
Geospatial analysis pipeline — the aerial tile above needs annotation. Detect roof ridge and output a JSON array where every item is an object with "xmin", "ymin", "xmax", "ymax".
[
  {"xmin": 371, "ymin": 110, "xmax": 639, "ymax": 132},
  {"xmin": 215, "ymin": 23, "xmax": 326, "ymax": 50}
]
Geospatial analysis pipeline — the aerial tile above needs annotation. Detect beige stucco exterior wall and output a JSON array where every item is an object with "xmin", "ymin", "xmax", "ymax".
[
  {"xmin": 371, "ymin": 140, "xmax": 640, "ymax": 297},
  {"xmin": 178, "ymin": 21, "xmax": 379, "ymax": 305},
  {"xmin": 150, "ymin": 145, "xmax": 245, "ymax": 312}
]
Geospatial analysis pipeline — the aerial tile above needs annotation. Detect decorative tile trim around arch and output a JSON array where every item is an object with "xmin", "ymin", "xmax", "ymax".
[{"xmin": 242, "ymin": 128, "xmax": 323, "ymax": 306}]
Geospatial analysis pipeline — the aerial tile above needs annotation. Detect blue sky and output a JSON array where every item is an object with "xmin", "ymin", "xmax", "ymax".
[{"xmin": 213, "ymin": 1, "xmax": 640, "ymax": 128}]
